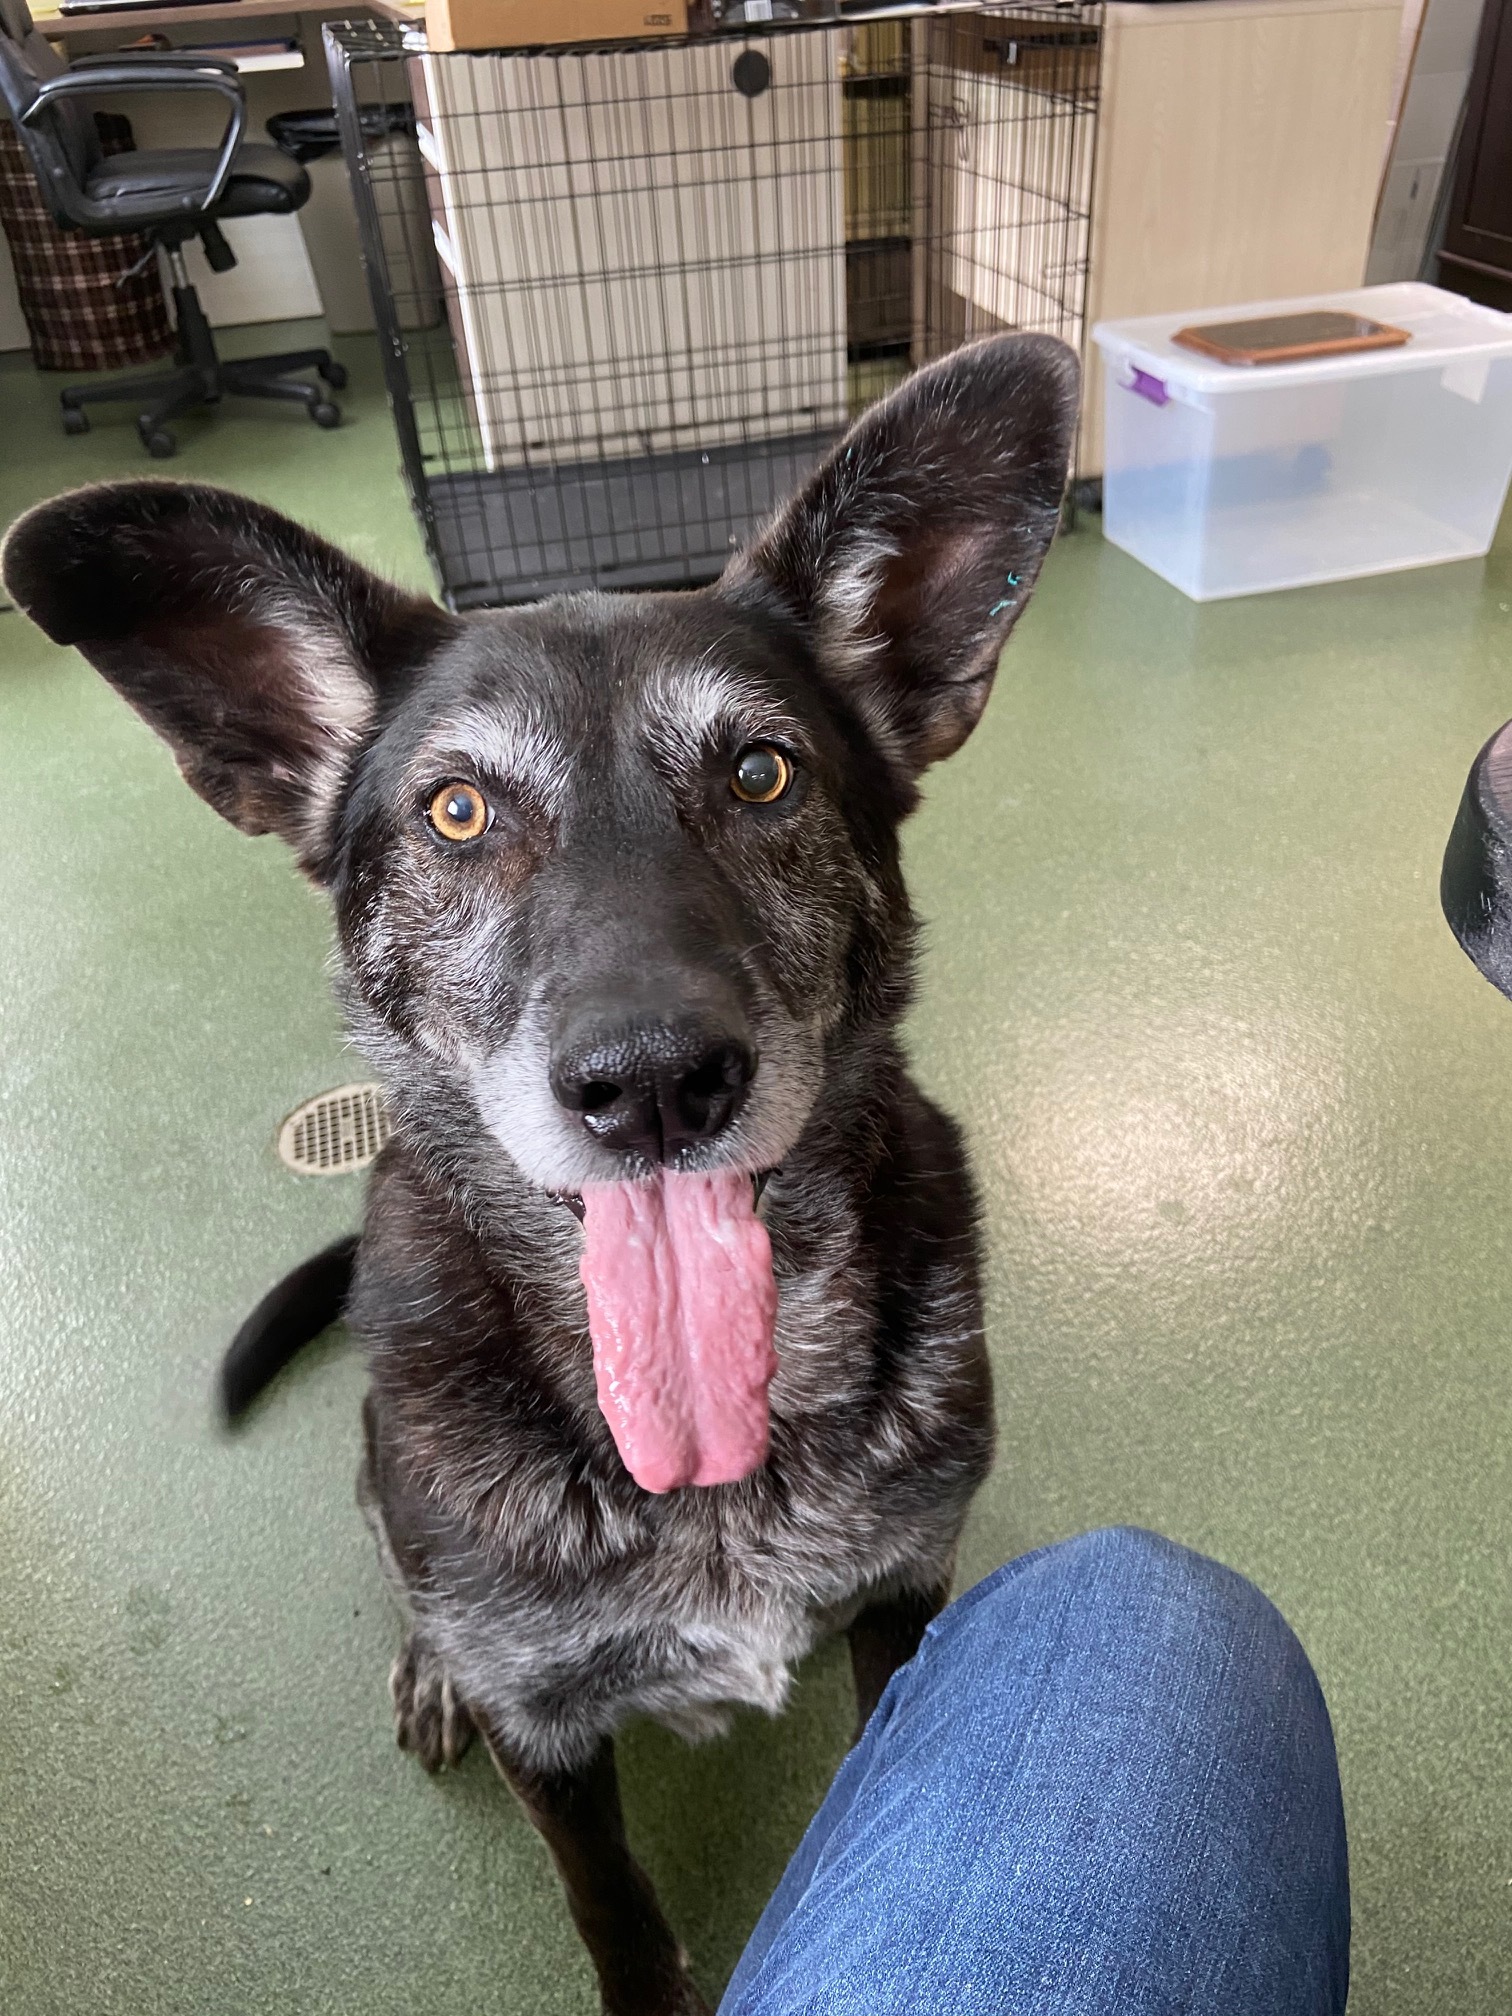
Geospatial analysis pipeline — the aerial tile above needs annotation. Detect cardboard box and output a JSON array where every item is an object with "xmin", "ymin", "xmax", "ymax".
[{"xmin": 423, "ymin": 0, "xmax": 689, "ymax": 53}]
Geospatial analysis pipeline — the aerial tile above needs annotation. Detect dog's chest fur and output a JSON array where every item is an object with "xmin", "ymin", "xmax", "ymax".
[{"xmin": 353, "ymin": 1059, "xmax": 994, "ymax": 1773}]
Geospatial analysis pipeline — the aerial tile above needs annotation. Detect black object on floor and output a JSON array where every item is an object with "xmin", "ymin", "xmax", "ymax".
[{"xmin": 1443, "ymin": 716, "xmax": 1512, "ymax": 1000}]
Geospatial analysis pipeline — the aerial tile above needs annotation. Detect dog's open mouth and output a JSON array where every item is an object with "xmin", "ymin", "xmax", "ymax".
[
  {"xmin": 549, "ymin": 1169, "xmax": 779, "ymax": 1495},
  {"xmin": 547, "ymin": 1169, "xmax": 773, "ymax": 1220}
]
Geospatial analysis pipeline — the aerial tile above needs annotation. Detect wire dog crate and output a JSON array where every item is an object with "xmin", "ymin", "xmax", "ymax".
[{"xmin": 326, "ymin": 3, "xmax": 1101, "ymax": 610}]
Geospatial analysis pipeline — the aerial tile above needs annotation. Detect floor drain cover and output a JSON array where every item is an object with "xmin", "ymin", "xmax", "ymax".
[{"xmin": 277, "ymin": 1082, "xmax": 391, "ymax": 1175}]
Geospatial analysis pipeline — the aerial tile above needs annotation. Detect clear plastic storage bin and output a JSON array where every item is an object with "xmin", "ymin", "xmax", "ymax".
[{"xmin": 1092, "ymin": 284, "xmax": 1512, "ymax": 601}]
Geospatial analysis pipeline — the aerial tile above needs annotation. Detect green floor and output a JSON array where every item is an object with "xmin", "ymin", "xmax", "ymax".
[{"xmin": 2, "ymin": 328, "xmax": 1510, "ymax": 2014}]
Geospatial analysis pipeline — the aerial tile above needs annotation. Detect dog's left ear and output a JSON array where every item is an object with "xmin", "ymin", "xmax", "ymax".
[{"xmin": 724, "ymin": 333, "xmax": 1079, "ymax": 777}]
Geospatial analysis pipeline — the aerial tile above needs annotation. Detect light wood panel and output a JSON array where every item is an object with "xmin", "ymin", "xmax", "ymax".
[{"xmin": 1083, "ymin": 0, "xmax": 1404, "ymax": 471}]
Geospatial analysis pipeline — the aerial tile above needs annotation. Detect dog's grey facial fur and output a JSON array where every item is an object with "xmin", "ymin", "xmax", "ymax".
[
  {"xmin": 336, "ymin": 603, "xmax": 849, "ymax": 1194},
  {"xmin": 4, "ymin": 335, "xmax": 1080, "ymax": 2016}
]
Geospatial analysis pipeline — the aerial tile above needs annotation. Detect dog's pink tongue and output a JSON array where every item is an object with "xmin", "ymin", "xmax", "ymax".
[{"xmin": 579, "ymin": 1170, "xmax": 778, "ymax": 1494}]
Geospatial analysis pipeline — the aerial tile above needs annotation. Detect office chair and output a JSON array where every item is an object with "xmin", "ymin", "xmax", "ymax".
[{"xmin": 0, "ymin": 0, "xmax": 344, "ymax": 456}]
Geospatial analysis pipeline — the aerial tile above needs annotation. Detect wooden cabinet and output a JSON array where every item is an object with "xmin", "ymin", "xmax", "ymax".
[
  {"xmin": 1081, "ymin": 0, "xmax": 1404, "ymax": 473},
  {"xmin": 1438, "ymin": 0, "xmax": 1512, "ymax": 310}
]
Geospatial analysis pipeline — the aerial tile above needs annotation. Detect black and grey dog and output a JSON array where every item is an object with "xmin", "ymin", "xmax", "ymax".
[{"xmin": 3, "ymin": 334, "xmax": 1077, "ymax": 2016}]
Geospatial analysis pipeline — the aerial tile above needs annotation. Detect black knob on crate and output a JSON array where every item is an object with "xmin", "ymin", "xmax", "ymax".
[{"xmin": 732, "ymin": 50, "xmax": 771, "ymax": 98}]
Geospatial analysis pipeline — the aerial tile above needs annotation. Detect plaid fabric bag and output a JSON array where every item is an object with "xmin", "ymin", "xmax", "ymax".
[{"xmin": 0, "ymin": 110, "xmax": 173, "ymax": 372}]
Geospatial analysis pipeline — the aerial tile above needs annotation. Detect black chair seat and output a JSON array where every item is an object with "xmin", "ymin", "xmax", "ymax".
[{"xmin": 85, "ymin": 142, "xmax": 309, "ymax": 220}]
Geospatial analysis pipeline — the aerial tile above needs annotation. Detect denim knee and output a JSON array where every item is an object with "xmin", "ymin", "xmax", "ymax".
[
  {"xmin": 730, "ymin": 1527, "xmax": 1348, "ymax": 2016},
  {"xmin": 925, "ymin": 1526, "xmax": 1325, "ymax": 1727}
]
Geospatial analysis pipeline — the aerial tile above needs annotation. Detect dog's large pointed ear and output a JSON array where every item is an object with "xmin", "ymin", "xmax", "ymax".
[
  {"xmin": 1, "ymin": 481, "xmax": 458, "ymax": 878},
  {"xmin": 724, "ymin": 334, "xmax": 1078, "ymax": 779}
]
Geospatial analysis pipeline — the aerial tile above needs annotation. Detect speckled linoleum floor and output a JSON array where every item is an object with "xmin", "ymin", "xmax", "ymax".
[{"xmin": 1, "ymin": 325, "xmax": 1509, "ymax": 2013}]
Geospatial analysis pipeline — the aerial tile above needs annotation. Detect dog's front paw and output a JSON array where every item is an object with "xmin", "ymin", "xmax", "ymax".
[
  {"xmin": 598, "ymin": 1942, "xmax": 711, "ymax": 2016},
  {"xmin": 601, "ymin": 1982, "xmax": 710, "ymax": 2016},
  {"xmin": 389, "ymin": 1631, "xmax": 475, "ymax": 1772}
]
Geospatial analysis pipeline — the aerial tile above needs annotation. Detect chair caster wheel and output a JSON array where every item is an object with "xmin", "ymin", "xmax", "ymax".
[
  {"xmin": 138, "ymin": 420, "xmax": 176, "ymax": 458},
  {"xmin": 318, "ymin": 360, "xmax": 348, "ymax": 390},
  {"xmin": 61, "ymin": 404, "xmax": 89, "ymax": 436},
  {"xmin": 309, "ymin": 400, "xmax": 341, "ymax": 430}
]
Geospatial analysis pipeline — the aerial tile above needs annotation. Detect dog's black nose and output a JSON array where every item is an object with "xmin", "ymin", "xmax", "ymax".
[{"xmin": 550, "ymin": 1012, "xmax": 756, "ymax": 1160}]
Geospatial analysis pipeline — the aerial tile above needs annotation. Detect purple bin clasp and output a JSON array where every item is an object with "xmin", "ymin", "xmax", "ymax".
[{"xmin": 1127, "ymin": 367, "xmax": 1170, "ymax": 407}]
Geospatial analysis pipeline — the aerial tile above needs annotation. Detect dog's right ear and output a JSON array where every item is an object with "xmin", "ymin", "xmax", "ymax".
[{"xmin": 1, "ymin": 480, "xmax": 457, "ymax": 879}]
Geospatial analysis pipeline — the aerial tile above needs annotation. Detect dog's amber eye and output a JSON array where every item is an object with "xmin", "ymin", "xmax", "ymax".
[
  {"xmin": 427, "ymin": 781, "xmax": 490, "ymax": 843},
  {"xmin": 730, "ymin": 744, "xmax": 792, "ymax": 805}
]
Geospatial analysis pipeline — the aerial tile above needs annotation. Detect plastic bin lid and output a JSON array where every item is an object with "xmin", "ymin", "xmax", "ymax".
[{"xmin": 1092, "ymin": 283, "xmax": 1512, "ymax": 392}]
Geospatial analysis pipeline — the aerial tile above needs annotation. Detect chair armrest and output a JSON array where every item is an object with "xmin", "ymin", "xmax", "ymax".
[
  {"xmin": 69, "ymin": 51, "xmax": 241, "ymax": 79},
  {"xmin": 23, "ymin": 64, "xmax": 246, "ymax": 215}
]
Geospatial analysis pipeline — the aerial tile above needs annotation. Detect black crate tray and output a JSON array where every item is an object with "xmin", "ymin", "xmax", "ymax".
[{"xmin": 428, "ymin": 426, "xmax": 842, "ymax": 608}]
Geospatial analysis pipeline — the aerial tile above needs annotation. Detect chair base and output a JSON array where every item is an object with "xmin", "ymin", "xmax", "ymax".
[{"xmin": 58, "ymin": 281, "xmax": 345, "ymax": 457}]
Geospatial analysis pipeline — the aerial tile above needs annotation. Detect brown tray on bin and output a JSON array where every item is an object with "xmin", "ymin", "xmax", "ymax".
[{"xmin": 1172, "ymin": 309, "xmax": 1412, "ymax": 368}]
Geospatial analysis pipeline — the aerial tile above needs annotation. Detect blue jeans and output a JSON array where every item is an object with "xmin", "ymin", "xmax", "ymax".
[{"xmin": 720, "ymin": 1527, "xmax": 1349, "ymax": 2015}]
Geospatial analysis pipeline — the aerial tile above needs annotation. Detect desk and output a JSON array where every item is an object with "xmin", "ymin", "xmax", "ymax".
[
  {"xmin": 0, "ymin": 2, "xmax": 380, "ymax": 346},
  {"xmin": 35, "ymin": 0, "xmax": 357, "ymax": 38},
  {"xmin": 36, "ymin": 0, "xmax": 355, "ymax": 84}
]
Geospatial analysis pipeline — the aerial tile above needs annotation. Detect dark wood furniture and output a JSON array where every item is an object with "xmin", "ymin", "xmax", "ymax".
[{"xmin": 1439, "ymin": 0, "xmax": 1512, "ymax": 312}]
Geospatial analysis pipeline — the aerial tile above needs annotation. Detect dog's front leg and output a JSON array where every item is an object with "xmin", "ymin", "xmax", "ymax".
[
  {"xmin": 846, "ymin": 1584, "xmax": 948, "ymax": 1739},
  {"xmin": 478, "ymin": 1723, "xmax": 709, "ymax": 2016}
]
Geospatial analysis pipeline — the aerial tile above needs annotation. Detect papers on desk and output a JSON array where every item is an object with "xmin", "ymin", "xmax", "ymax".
[{"xmin": 184, "ymin": 37, "xmax": 303, "ymax": 69}]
